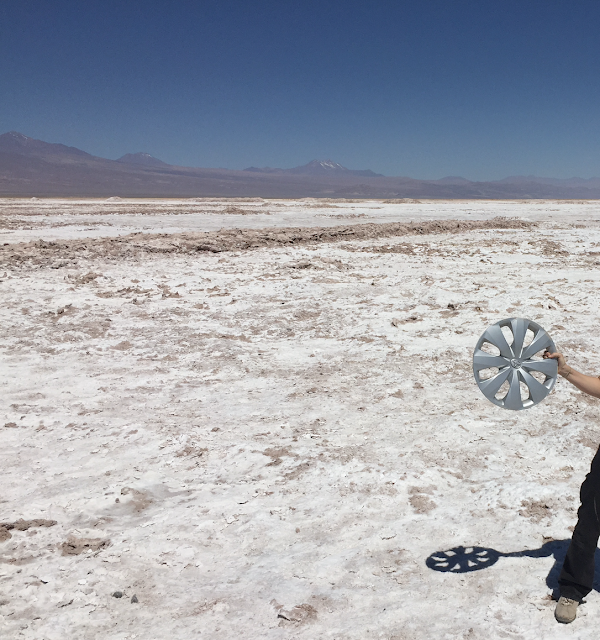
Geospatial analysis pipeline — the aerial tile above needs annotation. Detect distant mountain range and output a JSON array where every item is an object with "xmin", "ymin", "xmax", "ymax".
[
  {"xmin": 2, "ymin": 131, "xmax": 600, "ymax": 198},
  {"xmin": 244, "ymin": 159, "xmax": 383, "ymax": 177}
]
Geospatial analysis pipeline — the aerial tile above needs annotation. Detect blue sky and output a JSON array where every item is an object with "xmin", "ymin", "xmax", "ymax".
[{"xmin": 1, "ymin": 0, "xmax": 599, "ymax": 179}]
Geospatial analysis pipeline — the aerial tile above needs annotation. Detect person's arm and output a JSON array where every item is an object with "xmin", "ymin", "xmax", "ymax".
[{"xmin": 543, "ymin": 350, "xmax": 600, "ymax": 399}]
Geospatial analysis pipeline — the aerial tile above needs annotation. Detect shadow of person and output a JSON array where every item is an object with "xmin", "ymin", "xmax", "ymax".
[{"xmin": 426, "ymin": 540, "xmax": 600, "ymax": 598}]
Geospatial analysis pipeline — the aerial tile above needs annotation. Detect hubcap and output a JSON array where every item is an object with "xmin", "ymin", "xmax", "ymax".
[{"xmin": 473, "ymin": 318, "xmax": 558, "ymax": 411}]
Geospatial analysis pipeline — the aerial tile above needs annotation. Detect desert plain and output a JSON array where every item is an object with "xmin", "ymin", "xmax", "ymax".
[{"xmin": 1, "ymin": 198, "xmax": 600, "ymax": 639}]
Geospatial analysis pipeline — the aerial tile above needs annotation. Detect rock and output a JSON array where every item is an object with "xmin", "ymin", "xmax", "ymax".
[
  {"xmin": 112, "ymin": 591, "xmax": 123, "ymax": 598},
  {"xmin": 112, "ymin": 340, "xmax": 132, "ymax": 351},
  {"xmin": 57, "ymin": 598, "xmax": 73, "ymax": 608},
  {"xmin": 131, "ymin": 594, "xmax": 139, "ymax": 603},
  {"xmin": 278, "ymin": 603, "xmax": 317, "ymax": 623}
]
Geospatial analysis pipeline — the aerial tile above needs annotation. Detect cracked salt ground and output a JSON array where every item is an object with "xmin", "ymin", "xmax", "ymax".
[{"xmin": 1, "ymin": 199, "xmax": 600, "ymax": 638}]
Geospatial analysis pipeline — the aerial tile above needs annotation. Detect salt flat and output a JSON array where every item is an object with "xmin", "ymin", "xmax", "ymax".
[
  {"xmin": 2, "ymin": 197, "xmax": 600, "ymax": 243},
  {"xmin": 1, "ymin": 199, "xmax": 600, "ymax": 639}
]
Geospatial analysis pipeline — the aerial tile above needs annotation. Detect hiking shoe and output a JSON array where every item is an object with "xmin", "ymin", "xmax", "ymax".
[{"xmin": 555, "ymin": 596, "xmax": 579, "ymax": 623}]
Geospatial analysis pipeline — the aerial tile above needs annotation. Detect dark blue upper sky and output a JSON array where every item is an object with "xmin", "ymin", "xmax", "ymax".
[{"xmin": 1, "ymin": 0, "xmax": 599, "ymax": 179}]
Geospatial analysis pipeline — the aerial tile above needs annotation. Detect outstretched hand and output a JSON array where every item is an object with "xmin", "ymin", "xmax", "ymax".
[
  {"xmin": 544, "ymin": 350, "xmax": 567, "ymax": 374},
  {"xmin": 544, "ymin": 350, "xmax": 600, "ymax": 398}
]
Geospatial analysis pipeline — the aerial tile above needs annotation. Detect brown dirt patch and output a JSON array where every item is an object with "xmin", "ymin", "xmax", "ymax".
[
  {"xmin": 0, "ymin": 217, "xmax": 535, "ymax": 269},
  {"xmin": 119, "ymin": 487, "xmax": 153, "ymax": 511},
  {"xmin": 0, "ymin": 519, "xmax": 57, "ymax": 541},
  {"xmin": 61, "ymin": 536, "xmax": 111, "ymax": 555},
  {"xmin": 519, "ymin": 499, "xmax": 552, "ymax": 522},
  {"xmin": 262, "ymin": 447, "xmax": 295, "ymax": 467},
  {"xmin": 409, "ymin": 486, "xmax": 437, "ymax": 514}
]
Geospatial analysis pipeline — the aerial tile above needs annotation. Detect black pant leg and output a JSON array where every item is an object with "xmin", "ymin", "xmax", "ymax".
[{"xmin": 559, "ymin": 446, "xmax": 600, "ymax": 600}]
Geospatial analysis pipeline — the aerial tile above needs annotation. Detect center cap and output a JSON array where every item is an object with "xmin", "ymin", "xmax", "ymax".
[{"xmin": 510, "ymin": 358, "xmax": 522, "ymax": 369}]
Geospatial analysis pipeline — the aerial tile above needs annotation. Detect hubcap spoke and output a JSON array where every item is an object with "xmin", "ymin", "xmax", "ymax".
[
  {"xmin": 521, "ymin": 328, "xmax": 552, "ymax": 360},
  {"xmin": 478, "ymin": 366, "xmax": 511, "ymax": 399},
  {"xmin": 521, "ymin": 359, "xmax": 557, "ymax": 377},
  {"xmin": 519, "ymin": 369, "xmax": 550, "ymax": 403},
  {"xmin": 482, "ymin": 325, "xmax": 513, "ymax": 358},
  {"xmin": 503, "ymin": 369, "xmax": 523, "ymax": 410},
  {"xmin": 473, "ymin": 350, "xmax": 510, "ymax": 371},
  {"xmin": 510, "ymin": 318, "xmax": 528, "ymax": 358}
]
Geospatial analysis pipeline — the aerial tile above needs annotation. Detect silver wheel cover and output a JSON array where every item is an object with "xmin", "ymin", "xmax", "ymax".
[{"xmin": 473, "ymin": 318, "xmax": 557, "ymax": 411}]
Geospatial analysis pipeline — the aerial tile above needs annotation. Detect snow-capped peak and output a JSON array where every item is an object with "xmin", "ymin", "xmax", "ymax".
[
  {"xmin": 307, "ymin": 159, "xmax": 347, "ymax": 171},
  {"xmin": 4, "ymin": 131, "xmax": 32, "ymax": 143},
  {"xmin": 116, "ymin": 152, "xmax": 169, "ymax": 167}
]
